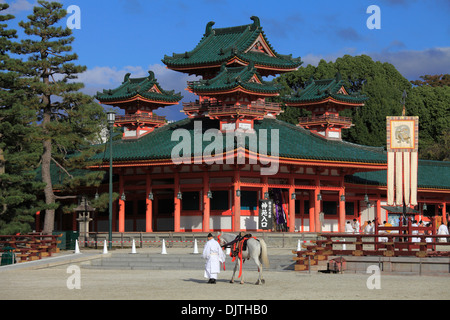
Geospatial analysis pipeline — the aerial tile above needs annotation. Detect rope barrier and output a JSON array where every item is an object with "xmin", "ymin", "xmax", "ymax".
[{"xmin": 78, "ymin": 239, "xmax": 208, "ymax": 244}]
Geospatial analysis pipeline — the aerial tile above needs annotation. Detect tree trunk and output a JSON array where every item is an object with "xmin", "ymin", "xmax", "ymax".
[
  {"xmin": 42, "ymin": 137, "xmax": 55, "ymax": 234},
  {"xmin": 0, "ymin": 142, "xmax": 5, "ymax": 215},
  {"xmin": 41, "ymin": 89, "xmax": 55, "ymax": 234}
]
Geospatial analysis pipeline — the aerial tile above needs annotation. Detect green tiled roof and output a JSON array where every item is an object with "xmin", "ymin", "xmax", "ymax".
[
  {"xmin": 95, "ymin": 71, "xmax": 182, "ymax": 104},
  {"xmin": 187, "ymin": 64, "xmax": 282, "ymax": 94},
  {"xmin": 346, "ymin": 160, "xmax": 450, "ymax": 190},
  {"xmin": 92, "ymin": 117, "xmax": 450, "ymax": 190},
  {"xmin": 93, "ymin": 117, "xmax": 387, "ymax": 164},
  {"xmin": 162, "ymin": 16, "xmax": 301, "ymax": 72},
  {"xmin": 283, "ymin": 73, "xmax": 368, "ymax": 105}
]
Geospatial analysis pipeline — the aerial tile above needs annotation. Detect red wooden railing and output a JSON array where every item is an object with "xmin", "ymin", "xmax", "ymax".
[
  {"xmin": 298, "ymin": 114, "xmax": 352, "ymax": 125},
  {"xmin": 0, "ymin": 234, "xmax": 62, "ymax": 263},
  {"xmin": 293, "ymin": 217, "xmax": 449, "ymax": 270}
]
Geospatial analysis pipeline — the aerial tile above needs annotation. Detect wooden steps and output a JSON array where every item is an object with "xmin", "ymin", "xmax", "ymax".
[{"xmin": 292, "ymin": 244, "xmax": 332, "ymax": 271}]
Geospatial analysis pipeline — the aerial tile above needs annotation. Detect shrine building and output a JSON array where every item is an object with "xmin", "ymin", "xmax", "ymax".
[{"xmin": 86, "ymin": 17, "xmax": 450, "ymax": 234}]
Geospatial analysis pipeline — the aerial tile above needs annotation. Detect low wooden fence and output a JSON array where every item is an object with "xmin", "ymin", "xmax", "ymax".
[
  {"xmin": 293, "ymin": 217, "xmax": 450, "ymax": 271},
  {"xmin": 0, "ymin": 234, "xmax": 61, "ymax": 263}
]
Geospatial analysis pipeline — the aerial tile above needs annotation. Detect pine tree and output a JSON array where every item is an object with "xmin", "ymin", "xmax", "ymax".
[
  {"xmin": 14, "ymin": 1, "xmax": 106, "ymax": 233},
  {"xmin": 0, "ymin": 3, "xmax": 45, "ymax": 234},
  {"xmin": 411, "ymin": 74, "xmax": 450, "ymax": 87}
]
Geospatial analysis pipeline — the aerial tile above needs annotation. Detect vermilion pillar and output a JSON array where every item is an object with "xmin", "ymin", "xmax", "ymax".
[
  {"xmin": 314, "ymin": 187, "xmax": 321, "ymax": 232},
  {"xmin": 309, "ymin": 190, "xmax": 315, "ymax": 232},
  {"xmin": 203, "ymin": 171, "xmax": 210, "ymax": 232},
  {"xmin": 442, "ymin": 203, "xmax": 447, "ymax": 225},
  {"xmin": 145, "ymin": 173, "xmax": 153, "ymax": 232},
  {"xmin": 376, "ymin": 198, "xmax": 382, "ymax": 224},
  {"xmin": 233, "ymin": 168, "xmax": 241, "ymax": 232},
  {"xmin": 339, "ymin": 187, "xmax": 346, "ymax": 232},
  {"xmin": 299, "ymin": 196, "xmax": 305, "ymax": 232},
  {"xmin": 174, "ymin": 171, "xmax": 181, "ymax": 232},
  {"xmin": 118, "ymin": 173, "xmax": 125, "ymax": 232},
  {"xmin": 262, "ymin": 176, "xmax": 268, "ymax": 200}
]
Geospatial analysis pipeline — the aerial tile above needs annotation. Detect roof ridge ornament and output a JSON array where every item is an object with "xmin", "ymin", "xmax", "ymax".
[
  {"xmin": 147, "ymin": 70, "xmax": 155, "ymax": 80},
  {"xmin": 123, "ymin": 73, "xmax": 131, "ymax": 83},
  {"xmin": 205, "ymin": 21, "xmax": 215, "ymax": 36},
  {"xmin": 250, "ymin": 16, "xmax": 260, "ymax": 29}
]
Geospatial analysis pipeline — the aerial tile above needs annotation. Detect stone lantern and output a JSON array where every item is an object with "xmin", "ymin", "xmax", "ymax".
[{"xmin": 75, "ymin": 196, "xmax": 95, "ymax": 247}]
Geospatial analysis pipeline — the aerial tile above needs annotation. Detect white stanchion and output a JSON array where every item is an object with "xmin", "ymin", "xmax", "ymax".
[
  {"xmin": 297, "ymin": 239, "xmax": 301, "ymax": 252},
  {"xmin": 131, "ymin": 239, "xmax": 137, "ymax": 254},
  {"xmin": 131, "ymin": 239, "xmax": 136, "ymax": 253},
  {"xmin": 102, "ymin": 240, "xmax": 108, "ymax": 254},
  {"xmin": 161, "ymin": 239, "xmax": 167, "ymax": 254},
  {"xmin": 74, "ymin": 239, "xmax": 81, "ymax": 254},
  {"xmin": 193, "ymin": 239, "xmax": 199, "ymax": 254}
]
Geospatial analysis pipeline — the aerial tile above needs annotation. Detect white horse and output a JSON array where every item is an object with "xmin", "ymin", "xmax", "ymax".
[{"xmin": 217, "ymin": 233, "xmax": 269, "ymax": 285}]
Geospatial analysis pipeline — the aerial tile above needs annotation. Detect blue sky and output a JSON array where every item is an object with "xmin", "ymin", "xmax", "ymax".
[{"xmin": 3, "ymin": 0, "xmax": 450, "ymax": 120}]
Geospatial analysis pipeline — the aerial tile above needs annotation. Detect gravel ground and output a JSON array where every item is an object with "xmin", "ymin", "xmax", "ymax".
[
  {"xmin": 1, "ymin": 263, "xmax": 449, "ymax": 301},
  {"xmin": 1, "ymin": 246, "xmax": 449, "ymax": 305}
]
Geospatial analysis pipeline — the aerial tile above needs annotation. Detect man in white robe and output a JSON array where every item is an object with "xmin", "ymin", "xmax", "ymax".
[
  {"xmin": 351, "ymin": 219, "xmax": 360, "ymax": 234},
  {"xmin": 411, "ymin": 220, "xmax": 419, "ymax": 242},
  {"xmin": 343, "ymin": 221, "xmax": 354, "ymax": 250},
  {"xmin": 345, "ymin": 221, "xmax": 354, "ymax": 233},
  {"xmin": 202, "ymin": 233, "xmax": 226, "ymax": 284},
  {"xmin": 364, "ymin": 221, "xmax": 373, "ymax": 234},
  {"xmin": 437, "ymin": 223, "xmax": 449, "ymax": 243}
]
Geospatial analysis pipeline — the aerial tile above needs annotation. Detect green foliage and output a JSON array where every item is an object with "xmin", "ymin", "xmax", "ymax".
[
  {"xmin": 276, "ymin": 55, "xmax": 411, "ymax": 147},
  {"xmin": 406, "ymin": 85, "xmax": 450, "ymax": 158},
  {"xmin": 0, "ymin": 1, "xmax": 107, "ymax": 234},
  {"xmin": 14, "ymin": 0, "xmax": 107, "ymax": 233},
  {"xmin": 275, "ymin": 55, "xmax": 449, "ymax": 159},
  {"xmin": 411, "ymin": 74, "xmax": 450, "ymax": 87},
  {"xmin": 0, "ymin": 3, "xmax": 47, "ymax": 234}
]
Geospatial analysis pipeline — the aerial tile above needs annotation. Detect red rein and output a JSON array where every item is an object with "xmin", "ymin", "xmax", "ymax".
[
  {"xmin": 218, "ymin": 234, "xmax": 257, "ymax": 277},
  {"xmin": 231, "ymin": 237, "xmax": 256, "ymax": 278}
]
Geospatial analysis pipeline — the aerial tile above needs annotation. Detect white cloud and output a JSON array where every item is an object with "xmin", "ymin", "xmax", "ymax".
[
  {"xmin": 78, "ymin": 63, "xmax": 197, "ymax": 94},
  {"xmin": 77, "ymin": 63, "xmax": 199, "ymax": 121},
  {"xmin": 77, "ymin": 65, "xmax": 145, "ymax": 89},
  {"xmin": 368, "ymin": 47, "xmax": 450, "ymax": 80},
  {"xmin": 301, "ymin": 47, "xmax": 358, "ymax": 66},
  {"xmin": 299, "ymin": 47, "xmax": 450, "ymax": 81},
  {"xmin": 0, "ymin": 0, "xmax": 35, "ymax": 14},
  {"xmin": 76, "ymin": 47, "xmax": 450, "ymax": 121}
]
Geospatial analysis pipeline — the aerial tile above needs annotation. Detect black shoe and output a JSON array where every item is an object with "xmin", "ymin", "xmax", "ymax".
[
  {"xmin": 211, "ymin": 279, "xmax": 216, "ymax": 284},
  {"xmin": 208, "ymin": 279, "xmax": 214, "ymax": 283}
]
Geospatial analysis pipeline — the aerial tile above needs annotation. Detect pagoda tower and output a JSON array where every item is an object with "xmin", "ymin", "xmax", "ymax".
[
  {"xmin": 96, "ymin": 71, "xmax": 182, "ymax": 139},
  {"xmin": 162, "ymin": 16, "xmax": 301, "ymax": 131},
  {"xmin": 282, "ymin": 73, "xmax": 368, "ymax": 140}
]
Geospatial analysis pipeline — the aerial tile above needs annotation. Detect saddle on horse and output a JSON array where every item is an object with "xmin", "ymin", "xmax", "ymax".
[
  {"xmin": 221, "ymin": 233, "xmax": 264, "ymax": 281},
  {"xmin": 222, "ymin": 233, "xmax": 255, "ymax": 260}
]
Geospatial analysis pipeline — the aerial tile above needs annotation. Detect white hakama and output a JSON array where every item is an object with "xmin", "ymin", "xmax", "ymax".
[{"xmin": 203, "ymin": 239, "xmax": 226, "ymax": 280}]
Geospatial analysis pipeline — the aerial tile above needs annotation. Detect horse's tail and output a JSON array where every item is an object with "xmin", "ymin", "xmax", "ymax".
[{"xmin": 259, "ymin": 239, "xmax": 270, "ymax": 268}]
